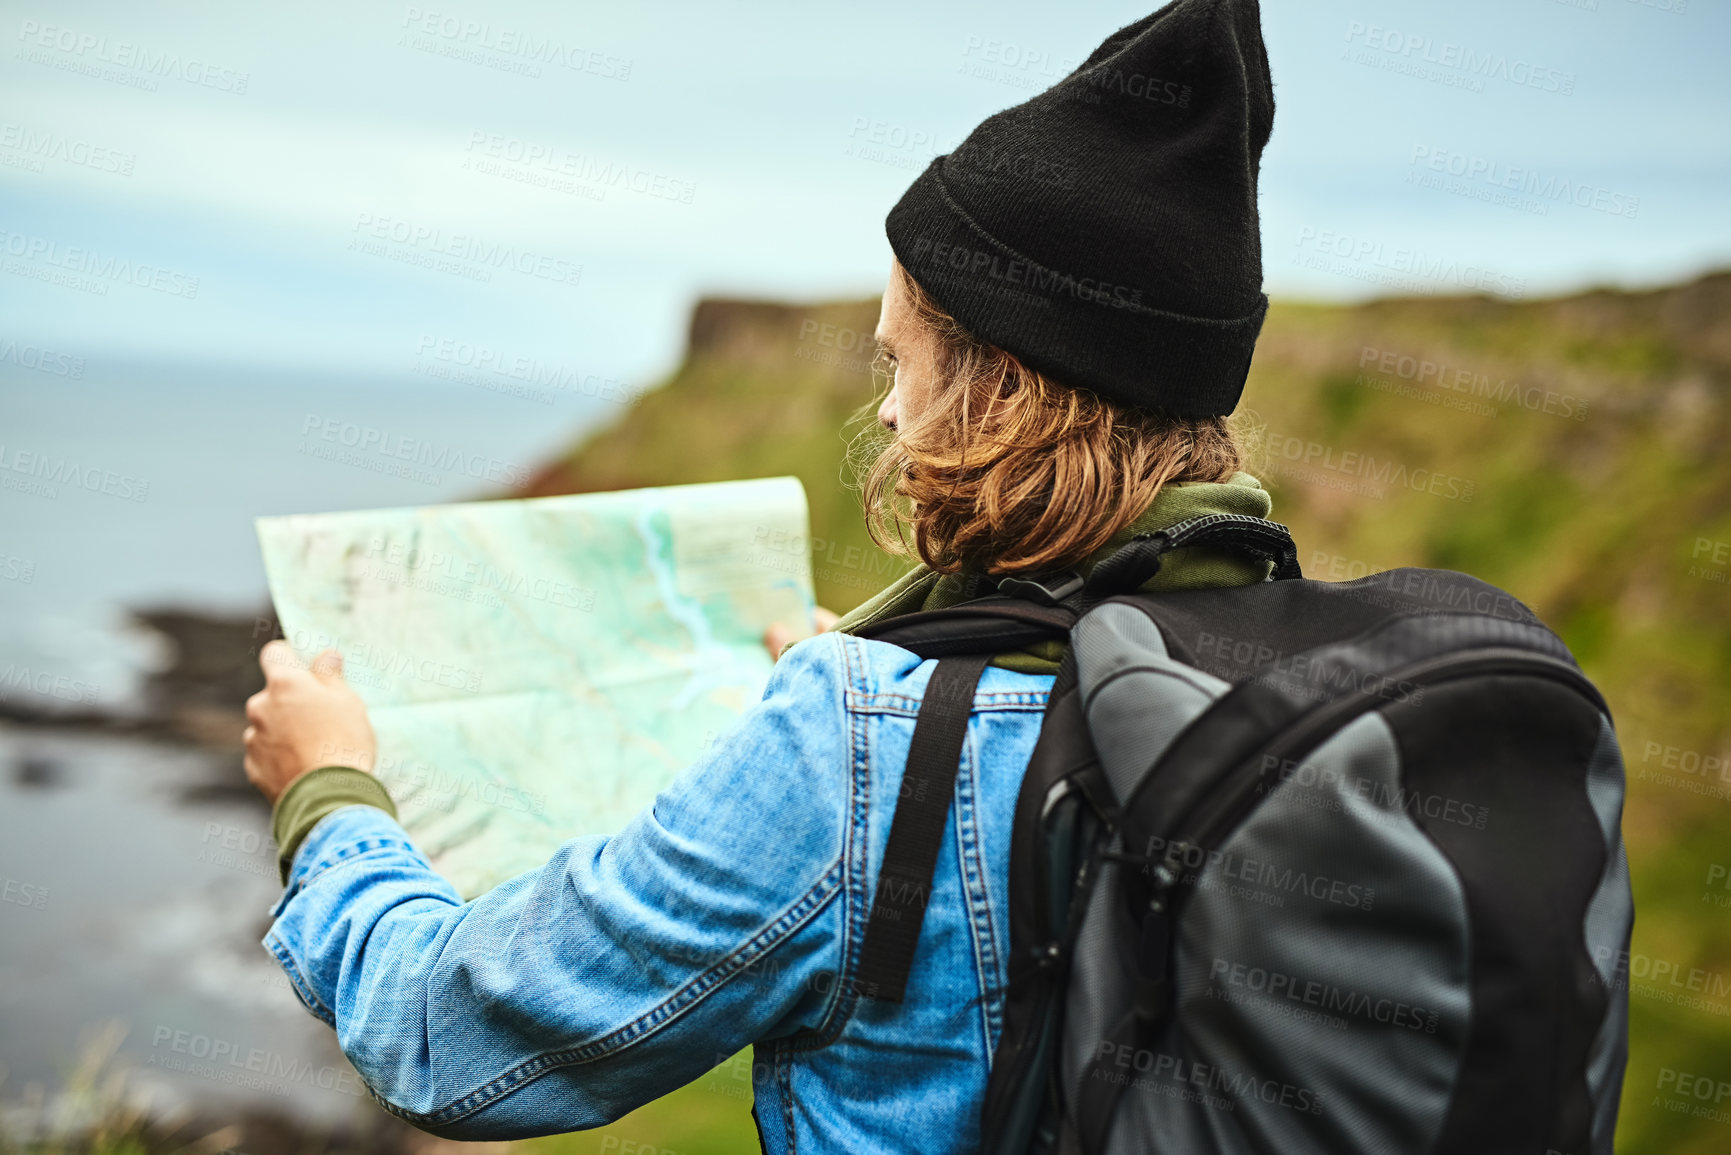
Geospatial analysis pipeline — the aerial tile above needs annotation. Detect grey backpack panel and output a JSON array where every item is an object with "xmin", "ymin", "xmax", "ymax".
[
  {"xmin": 1062, "ymin": 602, "xmax": 1231, "ymax": 1106},
  {"xmin": 1075, "ymin": 602, "xmax": 1233, "ymax": 801},
  {"xmin": 1114, "ymin": 712, "xmax": 1470, "ymax": 1155},
  {"xmin": 1065, "ymin": 607, "xmax": 1473, "ymax": 1154}
]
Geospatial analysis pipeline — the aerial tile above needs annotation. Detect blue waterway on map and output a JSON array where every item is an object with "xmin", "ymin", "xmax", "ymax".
[{"xmin": 633, "ymin": 504, "xmax": 738, "ymax": 712}]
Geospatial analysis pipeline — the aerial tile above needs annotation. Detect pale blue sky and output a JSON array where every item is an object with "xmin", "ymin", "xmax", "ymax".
[{"xmin": 2, "ymin": 0, "xmax": 1727, "ymax": 396}]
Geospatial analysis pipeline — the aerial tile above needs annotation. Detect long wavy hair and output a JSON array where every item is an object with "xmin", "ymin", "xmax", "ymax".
[{"xmin": 856, "ymin": 262, "xmax": 1246, "ymax": 576}]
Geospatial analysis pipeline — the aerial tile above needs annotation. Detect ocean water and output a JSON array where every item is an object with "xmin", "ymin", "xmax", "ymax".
[
  {"xmin": 0, "ymin": 725, "xmax": 370, "ymax": 1131},
  {"xmin": 0, "ymin": 360, "xmax": 614, "ymax": 713},
  {"xmin": 0, "ymin": 361, "xmax": 615, "ymax": 1126}
]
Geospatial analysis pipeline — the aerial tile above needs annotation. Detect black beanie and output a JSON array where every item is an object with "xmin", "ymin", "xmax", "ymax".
[{"xmin": 885, "ymin": 0, "xmax": 1274, "ymax": 418}]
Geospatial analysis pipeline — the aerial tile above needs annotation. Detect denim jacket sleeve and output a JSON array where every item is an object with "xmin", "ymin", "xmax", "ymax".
[{"xmin": 263, "ymin": 633, "xmax": 857, "ymax": 1140}]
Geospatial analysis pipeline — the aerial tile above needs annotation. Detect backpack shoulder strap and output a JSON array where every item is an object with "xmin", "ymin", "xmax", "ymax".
[
  {"xmin": 847, "ymin": 517, "xmax": 1298, "ymax": 1000},
  {"xmin": 855, "ymin": 653, "xmax": 991, "ymax": 1002},
  {"xmin": 852, "ymin": 598, "xmax": 1073, "ymax": 660}
]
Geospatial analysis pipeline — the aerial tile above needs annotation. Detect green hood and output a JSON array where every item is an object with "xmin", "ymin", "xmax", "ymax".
[{"xmin": 832, "ymin": 472, "xmax": 1275, "ymax": 674}]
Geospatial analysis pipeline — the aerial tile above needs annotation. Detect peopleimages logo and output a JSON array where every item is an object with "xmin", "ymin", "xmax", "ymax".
[
  {"xmin": 846, "ymin": 117, "xmax": 955, "ymax": 158},
  {"xmin": 950, "ymin": 142, "xmax": 1080, "ymax": 190},
  {"xmin": 1194, "ymin": 629, "xmax": 1426, "ymax": 705},
  {"xmin": 1208, "ymin": 957, "xmax": 1442, "ymax": 1034},
  {"xmin": 147, "ymin": 1026, "xmax": 364, "ymax": 1098},
  {"xmin": 907, "ymin": 236, "xmax": 1145, "ymax": 311},
  {"xmin": 0, "ymin": 663, "xmax": 99, "ymax": 705},
  {"xmin": 399, "ymin": 6, "xmax": 633, "ymax": 81},
  {"xmin": 15, "ymin": 19, "xmax": 251, "ymax": 93},
  {"xmin": 1292, "ymin": 227, "xmax": 1526, "ymax": 298},
  {"xmin": 0, "ymin": 228, "xmax": 200, "ymax": 298},
  {"xmin": 298, "ymin": 414, "xmax": 531, "ymax": 487},
  {"xmin": 1, "ymin": 876, "xmax": 48, "ymax": 911},
  {"xmin": 1357, "ymin": 345, "xmax": 1589, "ymax": 422},
  {"xmin": 0, "ymin": 122, "xmax": 135, "ymax": 175},
  {"xmin": 272, "ymin": 623, "xmax": 486, "ymax": 695},
  {"xmin": 1593, "ymin": 945, "xmax": 1731, "ymax": 1000},
  {"xmin": 1090, "ymin": 1042, "xmax": 1326, "ymax": 1116},
  {"xmin": 1137, "ymin": 833, "xmax": 1378, "ymax": 911},
  {"xmin": 1342, "ymin": 21, "xmax": 1576, "ymax": 96},
  {"xmin": 462, "ymin": 131, "xmax": 695, "ymax": 205},
  {"xmin": 0, "ymin": 443, "xmax": 149, "ymax": 502},
  {"xmin": 414, "ymin": 335, "xmax": 641, "ymax": 406},
  {"xmin": 1408, "ymin": 145, "xmax": 1639, "ymax": 220},
  {"xmin": 349, "ymin": 212, "xmax": 582, "ymax": 288},
  {"xmin": 364, "ymin": 534, "xmax": 596, "ymax": 612},
  {"xmin": 958, "ymin": 34, "xmax": 1079, "ymax": 80},
  {"xmin": 1075, "ymin": 65, "xmax": 1192, "ymax": 107},
  {"xmin": 1258, "ymin": 753, "xmax": 1491, "ymax": 830},
  {"xmin": 0, "ymin": 336, "xmax": 84, "ymax": 378},
  {"xmin": 373, "ymin": 753, "xmax": 548, "ymax": 817},
  {"xmin": 1259, "ymin": 427, "xmax": 1477, "ymax": 504}
]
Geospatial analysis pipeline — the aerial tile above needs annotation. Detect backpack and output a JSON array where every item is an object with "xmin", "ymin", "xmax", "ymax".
[{"xmin": 850, "ymin": 514, "xmax": 1632, "ymax": 1155}]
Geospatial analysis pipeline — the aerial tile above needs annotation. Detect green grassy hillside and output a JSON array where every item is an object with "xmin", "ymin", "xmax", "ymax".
[
  {"xmin": 523, "ymin": 295, "xmax": 906, "ymax": 612},
  {"xmin": 527, "ymin": 273, "xmax": 1731, "ymax": 1154}
]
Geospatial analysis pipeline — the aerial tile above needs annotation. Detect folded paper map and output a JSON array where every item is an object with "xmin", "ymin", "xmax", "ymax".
[{"xmin": 255, "ymin": 477, "xmax": 815, "ymax": 898}]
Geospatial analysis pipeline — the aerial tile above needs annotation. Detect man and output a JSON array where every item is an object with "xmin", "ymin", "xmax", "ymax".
[{"xmin": 245, "ymin": 1, "xmax": 1277, "ymax": 1148}]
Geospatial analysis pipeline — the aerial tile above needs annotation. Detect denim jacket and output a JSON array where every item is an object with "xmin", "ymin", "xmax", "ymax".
[{"xmin": 266, "ymin": 631, "xmax": 1053, "ymax": 1151}]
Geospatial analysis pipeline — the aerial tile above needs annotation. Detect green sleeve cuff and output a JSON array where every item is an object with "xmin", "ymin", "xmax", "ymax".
[{"xmin": 272, "ymin": 766, "xmax": 398, "ymax": 885}]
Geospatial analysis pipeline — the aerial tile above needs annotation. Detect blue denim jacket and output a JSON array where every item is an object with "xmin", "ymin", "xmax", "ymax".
[{"xmin": 266, "ymin": 631, "xmax": 1052, "ymax": 1150}]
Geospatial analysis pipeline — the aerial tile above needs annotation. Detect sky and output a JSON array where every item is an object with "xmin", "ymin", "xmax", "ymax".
[{"xmin": 1, "ymin": 0, "xmax": 1727, "ymax": 397}]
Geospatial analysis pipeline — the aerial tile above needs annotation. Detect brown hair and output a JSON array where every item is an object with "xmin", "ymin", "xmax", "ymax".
[{"xmin": 857, "ymin": 263, "xmax": 1245, "ymax": 576}]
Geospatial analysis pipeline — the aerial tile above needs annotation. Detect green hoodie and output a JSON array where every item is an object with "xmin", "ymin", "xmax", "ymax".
[{"xmin": 831, "ymin": 471, "xmax": 1274, "ymax": 673}]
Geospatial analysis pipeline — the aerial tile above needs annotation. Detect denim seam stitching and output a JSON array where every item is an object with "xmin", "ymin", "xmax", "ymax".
[
  {"xmin": 790, "ymin": 636, "xmax": 872, "ymax": 1050},
  {"xmin": 295, "ymin": 839, "xmax": 423, "ymax": 891},
  {"xmin": 264, "ymin": 931, "xmax": 336, "ymax": 1026},
  {"xmin": 953, "ymin": 728, "xmax": 1002, "ymax": 1053},
  {"xmin": 855, "ymin": 690, "xmax": 1048, "ymax": 716},
  {"xmin": 294, "ymin": 804, "xmax": 406, "ymax": 851},
  {"xmin": 781, "ymin": 634, "xmax": 871, "ymax": 1051},
  {"xmin": 840, "ymin": 631, "xmax": 871, "ymax": 712}
]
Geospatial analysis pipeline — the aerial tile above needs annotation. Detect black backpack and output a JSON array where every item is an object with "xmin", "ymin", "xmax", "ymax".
[{"xmin": 850, "ymin": 514, "xmax": 1632, "ymax": 1155}]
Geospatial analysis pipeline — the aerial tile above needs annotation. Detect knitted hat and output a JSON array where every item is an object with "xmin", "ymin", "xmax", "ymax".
[{"xmin": 885, "ymin": 0, "xmax": 1274, "ymax": 418}]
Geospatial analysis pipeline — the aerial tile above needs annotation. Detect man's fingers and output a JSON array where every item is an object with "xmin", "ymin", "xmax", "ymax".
[
  {"xmin": 765, "ymin": 607, "xmax": 843, "ymax": 659},
  {"xmin": 310, "ymin": 648, "xmax": 345, "ymax": 682},
  {"xmin": 245, "ymin": 690, "xmax": 268, "ymax": 727}
]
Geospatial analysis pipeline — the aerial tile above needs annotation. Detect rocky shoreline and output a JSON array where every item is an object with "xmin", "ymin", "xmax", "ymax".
[{"xmin": 0, "ymin": 607, "xmax": 277, "ymax": 755}]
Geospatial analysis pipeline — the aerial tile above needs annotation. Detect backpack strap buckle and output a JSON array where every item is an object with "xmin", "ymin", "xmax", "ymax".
[
  {"xmin": 1084, "ymin": 513, "xmax": 1303, "ymax": 606},
  {"xmin": 995, "ymin": 569, "xmax": 1084, "ymax": 607}
]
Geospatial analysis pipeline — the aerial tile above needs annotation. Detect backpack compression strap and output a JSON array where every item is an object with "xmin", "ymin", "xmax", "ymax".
[{"xmin": 855, "ymin": 654, "xmax": 991, "ymax": 1003}]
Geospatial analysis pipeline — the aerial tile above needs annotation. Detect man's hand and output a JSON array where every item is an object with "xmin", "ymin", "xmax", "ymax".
[
  {"xmin": 243, "ymin": 641, "xmax": 377, "ymax": 804},
  {"xmin": 764, "ymin": 607, "xmax": 839, "ymax": 660}
]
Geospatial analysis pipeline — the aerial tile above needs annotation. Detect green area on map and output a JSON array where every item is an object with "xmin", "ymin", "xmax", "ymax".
[{"xmin": 255, "ymin": 477, "xmax": 815, "ymax": 898}]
